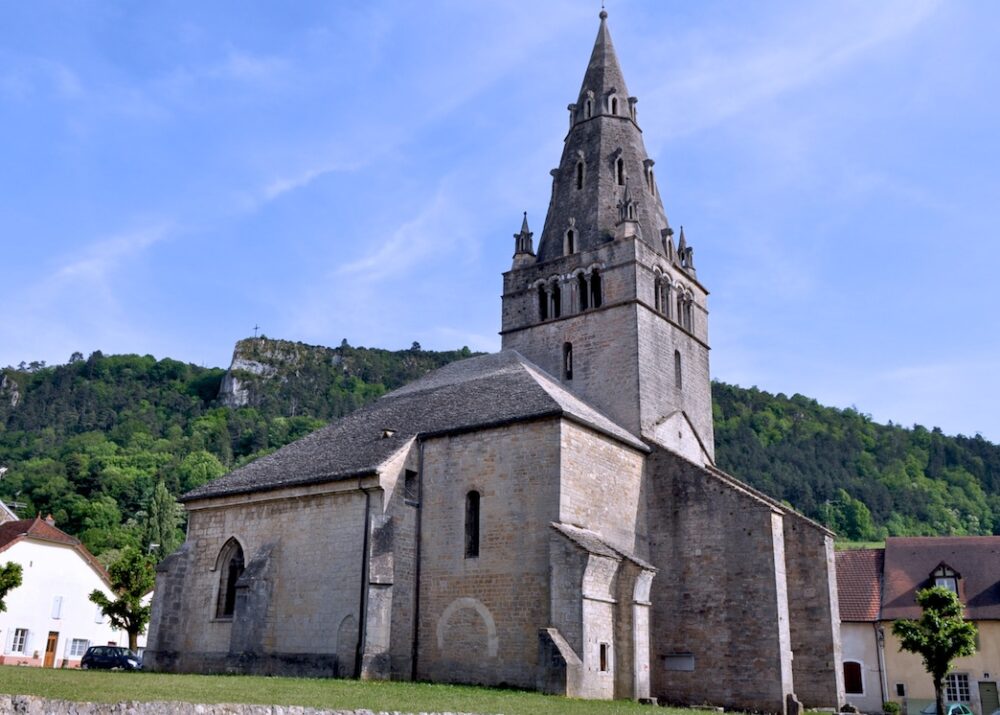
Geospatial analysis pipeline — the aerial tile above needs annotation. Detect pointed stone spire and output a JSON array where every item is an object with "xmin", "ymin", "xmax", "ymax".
[
  {"xmin": 512, "ymin": 211, "xmax": 536, "ymax": 268},
  {"xmin": 577, "ymin": 9, "xmax": 631, "ymax": 117},
  {"xmin": 532, "ymin": 10, "xmax": 672, "ymax": 264}
]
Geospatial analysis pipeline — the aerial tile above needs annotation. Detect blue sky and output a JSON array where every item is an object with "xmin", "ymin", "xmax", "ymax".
[{"xmin": 2, "ymin": 1, "xmax": 998, "ymax": 441}]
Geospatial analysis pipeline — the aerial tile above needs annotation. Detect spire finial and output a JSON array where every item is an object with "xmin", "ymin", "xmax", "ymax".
[{"xmin": 600, "ymin": 0, "xmax": 607, "ymax": 20}]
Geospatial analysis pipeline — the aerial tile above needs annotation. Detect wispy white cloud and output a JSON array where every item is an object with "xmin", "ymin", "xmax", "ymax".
[
  {"xmin": 0, "ymin": 57, "xmax": 84, "ymax": 101},
  {"xmin": 336, "ymin": 180, "xmax": 471, "ymax": 284},
  {"xmin": 50, "ymin": 223, "xmax": 171, "ymax": 287},
  {"xmin": 643, "ymin": 0, "xmax": 942, "ymax": 138}
]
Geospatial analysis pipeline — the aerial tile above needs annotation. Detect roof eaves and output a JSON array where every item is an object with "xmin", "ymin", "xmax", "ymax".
[{"xmin": 180, "ymin": 467, "xmax": 380, "ymax": 503}]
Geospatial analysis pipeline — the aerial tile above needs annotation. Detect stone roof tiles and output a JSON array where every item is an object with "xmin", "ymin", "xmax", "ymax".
[
  {"xmin": 183, "ymin": 350, "xmax": 646, "ymax": 502},
  {"xmin": 835, "ymin": 548, "xmax": 884, "ymax": 622}
]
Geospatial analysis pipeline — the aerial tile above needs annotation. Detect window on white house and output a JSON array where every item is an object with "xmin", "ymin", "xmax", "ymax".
[
  {"xmin": 11, "ymin": 628, "xmax": 28, "ymax": 654},
  {"xmin": 946, "ymin": 673, "xmax": 971, "ymax": 702},
  {"xmin": 94, "ymin": 605, "xmax": 104, "ymax": 624},
  {"xmin": 896, "ymin": 683, "xmax": 906, "ymax": 697},
  {"xmin": 51, "ymin": 595, "xmax": 63, "ymax": 619},
  {"xmin": 69, "ymin": 639, "xmax": 89, "ymax": 657},
  {"xmin": 843, "ymin": 661, "xmax": 864, "ymax": 695}
]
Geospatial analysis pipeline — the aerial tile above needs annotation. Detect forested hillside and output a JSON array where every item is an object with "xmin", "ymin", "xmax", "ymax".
[
  {"xmin": 0, "ymin": 340, "xmax": 997, "ymax": 565},
  {"xmin": 713, "ymin": 383, "xmax": 1000, "ymax": 540},
  {"xmin": 0, "ymin": 341, "xmax": 473, "ymax": 564}
]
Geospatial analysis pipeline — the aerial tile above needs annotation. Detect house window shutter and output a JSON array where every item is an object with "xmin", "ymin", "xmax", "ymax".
[
  {"xmin": 51, "ymin": 595, "xmax": 63, "ymax": 619},
  {"xmin": 94, "ymin": 605, "xmax": 104, "ymax": 624}
]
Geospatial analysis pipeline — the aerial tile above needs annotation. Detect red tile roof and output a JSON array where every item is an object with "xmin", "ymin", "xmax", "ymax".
[
  {"xmin": 0, "ymin": 516, "xmax": 110, "ymax": 585},
  {"xmin": 882, "ymin": 536, "xmax": 1000, "ymax": 621},
  {"xmin": 836, "ymin": 548, "xmax": 884, "ymax": 622}
]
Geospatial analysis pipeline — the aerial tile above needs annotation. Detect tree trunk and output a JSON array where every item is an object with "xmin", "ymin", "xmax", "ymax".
[
  {"xmin": 128, "ymin": 629, "xmax": 138, "ymax": 653},
  {"xmin": 935, "ymin": 677, "xmax": 946, "ymax": 715}
]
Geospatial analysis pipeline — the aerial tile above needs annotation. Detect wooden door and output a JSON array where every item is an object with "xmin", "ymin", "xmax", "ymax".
[
  {"xmin": 43, "ymin": 631, "xmax": 59, "ymax": 668},
  {"xmin": 980, "ymin": 682, "xmax": 999, "ymax": 715}
]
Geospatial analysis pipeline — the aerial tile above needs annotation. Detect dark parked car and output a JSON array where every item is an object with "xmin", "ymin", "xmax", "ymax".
[{"xmin": 80, "ymin": 645, "xmax": 142, "ymax": 671}]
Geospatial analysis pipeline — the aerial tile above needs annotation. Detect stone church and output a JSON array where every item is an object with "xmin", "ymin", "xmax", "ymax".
[{"xmin": 146, "ymin": 12, "xmax": 844, "ymax": 712}]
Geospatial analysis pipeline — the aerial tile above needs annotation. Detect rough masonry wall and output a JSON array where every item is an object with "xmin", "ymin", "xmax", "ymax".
[
  {"xmin": 416, "ymin": 420, "xmax": 561, "ymax": 689},
  {"xmin": 646, "ymin": 447, "xmax": 792, "ymax": 713},
  {"xmin": 148, "ymin": 485, "xmax": 368, "ymax": 676},
  {"xmin": 559, "ymin": 420, "xmax": 647, "ymax": 555},
  {"xmin": 782, "ymin": 517, "xmax": 844, "ymax": 708}
]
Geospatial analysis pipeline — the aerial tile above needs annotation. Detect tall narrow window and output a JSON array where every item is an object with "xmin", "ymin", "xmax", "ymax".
[
  {"xmin": 585, "ymin": 99, "xmax": 592, "ymax": 118},
  {"xmin": 653, "ymin": 276, "xmax": 662, "ymax": 312},
  {"xmin": 674, "ymin": 350, "xmax": 682, "ymax": 390},
  {"xmin": 676, "ymin": 294, "xmax": 684, "ymax": 325},
  {"xmin": 215, "ymin": 538, "xmax": 245, "ymax": 619},
  {"xmin": 576, "ymin": 162, "xmax": 584, "ymax": 190},
  {"xmin": 565, "ymin": 229, "xmax": 575, "ymax": 255},
  {"xmin": 551, "ymin": 283, "xmax": 562, "ymax": 318},
  {"xmin": 578, "ymin": 274, "xmax": 589, "ymax": 311},
  {"xmin": 538, "ymin": 285, "xmax": 548, "ymax": 320},
  {"xmin": 465, "ymin": 491, "xmax": 480, "ymax": 559},
  {"xmin": 404, "ymin": 469, "xmax": 419, "ymax": 503},
  {"xmin": 563, "ymin": 342, "xmax": 573, "ymax": 381},
  {"xmin": 610, "ymin": 97, "xmax": 618, "ymax": 115},
  {"xmin": 616, "ymin": 158, "xmax": 625, "ymax": 186},
  {"xmin": 663, "ymin": 281, "xmax": 672, "ymax": 319},
  {"xmin": 599, "ymin": 643, "xmax": 609, "ymax": 672},
  {"xmin": 590, "ymin": 270, "xmax": 603, "ymax": 308}
]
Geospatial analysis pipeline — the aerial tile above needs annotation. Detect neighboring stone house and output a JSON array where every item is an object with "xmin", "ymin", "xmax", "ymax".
[
  {"xmin": 146, "ymin": 11, "xmax": 844, "ymax": 713},
  {"xmin": 0, "ymin": 516, "xmax": 143, "ymax": 667},
  {"xmin": 837, "ymin": 537, "xmax": 1000, "ymax": 715}
]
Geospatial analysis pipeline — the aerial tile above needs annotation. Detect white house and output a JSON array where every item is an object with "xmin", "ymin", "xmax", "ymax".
[{"xmin": 0, "ymin": 515, "xmax": 145, "ymax": 667}]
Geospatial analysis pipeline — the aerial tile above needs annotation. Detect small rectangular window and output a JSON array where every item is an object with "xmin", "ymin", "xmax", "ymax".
[
  {"xmin": 562, "ymin": 343, "xmax": 573, "ymax": 381},
  {"xmin": 94, "ymin": 605, "xmax": 104, "ymax": 624},
  {"xmin": 404, "ymin": 469, "xmax": 419, "ymax": 504},
  {"xmin": 68, "ymin": 639, "xmax": 89, "ymax": 657},
  {"xmin": 599, "ymin": 643, "xmax": 609, "ymax": 672},
  {"xmin": 51, "ymin": 595, "xmax": 63, "ymax": 619},
  {"xmin": 844, "ymin": 661, "xmax": 864, "ymax": 695},
  {"xmin": 664, "ymin": 653, "xmax": 695, "ymax": 671},
  {"xmin": 896, "ymin": 683, "xmax": 906, "ymax": 697}
]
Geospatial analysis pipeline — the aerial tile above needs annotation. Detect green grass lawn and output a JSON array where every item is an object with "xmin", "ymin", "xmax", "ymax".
[{"xmin": 0, "ymin": 666, "xmax": 692, "ymax": 714}]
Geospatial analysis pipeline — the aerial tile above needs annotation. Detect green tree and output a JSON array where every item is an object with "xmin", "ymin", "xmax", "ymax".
[
  {"xmin": 0, "ymin": 562, "xmax": 23, "ymax": 611},
  {"xmin": 892, "ymin": 587, "xmax": 978, "ymax": 715},
  {"xmin": 143, "ymin": 480, "xmax": 183, "ymax": 559},
  {"xmin": 89, "ymin": 548, "xmax": 155, "ymax": 651}
]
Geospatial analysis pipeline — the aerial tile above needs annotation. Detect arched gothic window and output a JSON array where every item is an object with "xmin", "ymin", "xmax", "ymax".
[
  {"xmin": 215, "ymin": 538, "xmax": 245, "ymax": 619},
  {"xmin": 653, "ymin": 275, "xmax": 662, "ymax": 312},
  {"xmin": 585, "ymin": 99, "xmax": 593, "ymax": 119},
  {"xmin": 611, "ymin": 96, "xmax": 618, "ymax": 115},
  {"xmin": 550, "ymin": 281, "xmax": 562, "ymax": 319},
  {"xmin": 662, "ymin": 280, "xmax": 672, "ymax": 319},
  {"xmin": 616, "ymin": 158, "xmax": 625, "ymax": 186},
  {"xmin": 578, "ymin": 273, "xmax": 589, "ymax": 311},
  {"xmin": 565, "ymin": 229, "xmax": 575, "ymax": 255},
  {"xmin": 674, "ymin": 350, "xmax": 682, "ymax": 390},
  {"xmin": 576, "ymin": 162, "xmax": 584, "ymax": 190},
  {"xmin": 465, "ymin": 491, "xmax": 480, "ymax": 559},
  {"xmin": 538, "ymin": 285, "xmax": 548, "ymax": 321}
]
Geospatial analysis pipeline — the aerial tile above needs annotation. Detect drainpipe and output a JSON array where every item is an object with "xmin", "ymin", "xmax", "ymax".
[
  {"xmin": 875, "ymin": 622, "xmax": 889, "ymax": 706},
  {"xmin": 355, "ymin": 481, "xmax": 372, "ymax": 679},
  {"xmin": 411, "ymin": 439, "xmax": 425, "ymax": 682}
]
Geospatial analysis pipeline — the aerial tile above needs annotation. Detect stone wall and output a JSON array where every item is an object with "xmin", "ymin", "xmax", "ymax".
[
  {"xmin": 645, "ymin": 446, "xmax": 792, "ymax": 713},
  {"xmin": 783, "ymin": 516, "xmax": 844, "ymax": 708},
  {"xmin": 146, "ymin": 480, "xmax": 376, "ymax": 676},
  {"xmin": 415, "ymin": 420, "xmax": 561, "ymax": 689},
  {"xmin": 559, "ymin": 420, "xmax": 647, "ymax": 554}
]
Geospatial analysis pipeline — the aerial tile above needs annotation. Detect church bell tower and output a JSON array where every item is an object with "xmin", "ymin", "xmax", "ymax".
[{"xmin": 500, "ymin": 10, "xmax": 714, "ymax": 463}]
